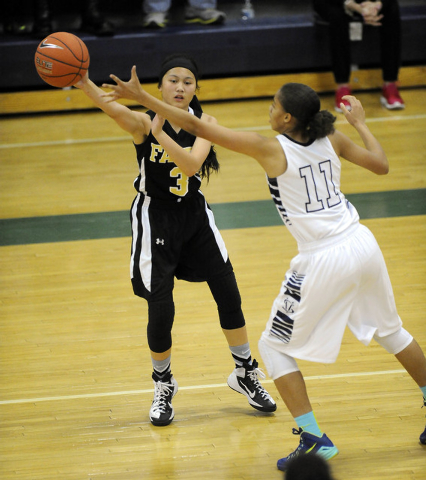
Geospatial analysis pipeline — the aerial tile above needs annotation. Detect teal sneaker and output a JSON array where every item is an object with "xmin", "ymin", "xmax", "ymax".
[{"xmin": 277, "ymin": 428, "xmax": 339, "ymax": 471}]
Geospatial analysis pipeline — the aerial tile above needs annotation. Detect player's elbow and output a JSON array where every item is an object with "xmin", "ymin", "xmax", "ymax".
[
  {"xmin": 370, "ymin": 153, "xmax": 389, "ymax": 175},
  {"xmin": 376, "ymin": 158, "xmax": 389, "ymax": 175},
  {"xmin": 185, "ymin": 167, "xmax": 200, "ymax": 177},
  {"xmin": 379, "ymin": 164, "xmax": 389, "ymax": 175}
]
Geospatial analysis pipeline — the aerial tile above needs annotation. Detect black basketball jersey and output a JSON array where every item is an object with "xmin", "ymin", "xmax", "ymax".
[{"xmin": 133, "ymin": 109, "xmax": 202, "ymax": 201}]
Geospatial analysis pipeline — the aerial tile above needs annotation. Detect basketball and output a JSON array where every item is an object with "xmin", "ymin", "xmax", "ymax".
[{"xmin": 34, "ymin": 32, "xmax": 90, "ymax": 88}]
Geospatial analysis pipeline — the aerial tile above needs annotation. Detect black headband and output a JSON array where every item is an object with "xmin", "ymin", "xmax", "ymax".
[{"xmin": 159, "ymin": 57, "xmax": 199, "ymax": 83}]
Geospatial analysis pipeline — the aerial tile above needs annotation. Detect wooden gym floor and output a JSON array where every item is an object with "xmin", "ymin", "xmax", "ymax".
[{"xmin": 0, "ymin": 76, "xmax": 425, "ymax": 479}]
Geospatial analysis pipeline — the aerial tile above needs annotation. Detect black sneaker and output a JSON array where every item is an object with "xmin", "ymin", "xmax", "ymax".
[
  {"xmin": 227, "ymin": 359, "xmax": 276, "ymax": 412},
  {"xmin": 149, "ymin": 372, "xmax": 178, "ymax": 426},
  {"xmin": 420, "ymin": 396, "xmax": 426, "ymax": 445},
  {"xmin": 420, "ymin": 426, "xmax": 426, "ymax": 445}
]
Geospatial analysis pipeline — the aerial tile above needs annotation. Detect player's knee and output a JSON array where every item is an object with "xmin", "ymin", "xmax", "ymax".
[
  {"xmin": 147, "ymin": 299, "xmax": 175, "ymax": 353},
  {"xmin": 374, "ymin": 327, "xmax": 413, "ymax": 354},
  {"xmin": 218, "ymin": 308, "xmax": 245, "ymax": 330},
  {"xmin": 258, "ymin": 337, "xmax": 299, "ymax": 380},
  {"xmin": 208, "ymin": 271, "xmax": 245, "ymax": 329},
  {"xmin": 216, "ymin": 285, "xmax": 245, "ymax": 329},
  {"xmin": 148, "ymin": 329, "xmax": 172, "ymax": 353}
]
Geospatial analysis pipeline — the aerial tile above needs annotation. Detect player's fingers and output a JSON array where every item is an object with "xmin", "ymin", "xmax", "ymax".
[
  {"xmin": 342, "ymin": 95, "xmax": 361, "ymax": 108},
  {"xmin": 109, "ymin": 74, "xmax": 123, "ymax": 85},
  {"xmin": 340, "ymin": 103, "xmax": 350, "ymax": 116},
  {"xmin": 341, "ymin": 94, "xmax": 356, "ymax": 104}
]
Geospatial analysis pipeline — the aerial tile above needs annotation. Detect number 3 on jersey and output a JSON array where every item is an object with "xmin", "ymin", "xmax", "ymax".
[
  {"xmin": 170, "ymin": 166, "xmax": 189, "ymax": 196},
  {"xmin": 150, "ymin": 143, "xmax": 190, "ymax": 197},
  {"xmin": 300, "ymin": 160, "xmax": 341, "ymax": 213}
]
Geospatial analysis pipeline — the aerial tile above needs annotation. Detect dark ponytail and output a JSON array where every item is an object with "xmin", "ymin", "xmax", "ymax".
[
  {"xmin": 306, "ymin": 110, "xmax": 336, "ymax": 140},
  {"xmin": 277, "ymin": 83, "xmax": 336, "ymax": 140},
  {"xmin": 190, "ymin": 94, "xmax": 219, "ymax": 181}
]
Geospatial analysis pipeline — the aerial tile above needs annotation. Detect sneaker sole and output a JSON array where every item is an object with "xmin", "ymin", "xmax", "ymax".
[
  {"xmin": 185, "ymin": 17, "xmax": 225, "ymax": 25},
  {"xmin": 317, "ymin": 445, "xmax": 339, "ymax": 461},
  {"xmin": 277, "ymin": 447, "xmax": 339, "ymax": 471},
  {"xmin": 380, "ymin": 97, "xmax": 405, "ymax": 110},
  {"xmin": 150, "ymin": 413, "xmax": 175, "ymax": 427},
  {"xmin": 143, "ymin": 22, "xmax": 167, "ymax": 28}
]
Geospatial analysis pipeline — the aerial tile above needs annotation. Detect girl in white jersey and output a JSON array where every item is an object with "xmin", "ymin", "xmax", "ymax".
[{"xmin": 102, "ymin": 68, "xmax": 426, "ymax": 470}]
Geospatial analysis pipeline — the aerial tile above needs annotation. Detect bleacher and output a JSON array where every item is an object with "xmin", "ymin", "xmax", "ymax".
[{"xmin": 0, "ymin": 0, "xmax": 425, "ymax": 113}]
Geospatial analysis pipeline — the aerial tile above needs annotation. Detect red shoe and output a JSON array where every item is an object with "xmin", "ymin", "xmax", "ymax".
[
  {"xmin": 380, "ymin": 83, "xmax": 405, "ymax": 110},
  {"xmin": 335, "ymin": 86, "xmax": 352, "ymax": 113}
]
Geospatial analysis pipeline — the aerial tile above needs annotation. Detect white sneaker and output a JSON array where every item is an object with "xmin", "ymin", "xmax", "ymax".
[
  {"xmin": 143, "ymin": 12, "xmax": 167, "ymax": 29},
  {"xmin": 185, "ymin": 7, "xmax": 226, "ymax": 25},
  {"xmin": 227, "ymin": 360, "xmax": 277, "ymax": 412},
  {"xmin": 149, "ymin": 372, "xmax": 178, "ymax": 426}
]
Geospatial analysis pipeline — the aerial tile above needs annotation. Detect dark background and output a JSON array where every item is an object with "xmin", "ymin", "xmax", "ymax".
[{"xmin": 1, "ymin": 0, "xmax": 425, "ymax": 92}]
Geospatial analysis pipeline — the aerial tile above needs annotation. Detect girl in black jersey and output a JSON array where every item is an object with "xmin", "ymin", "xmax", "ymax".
[
  {"xmin": 75, "ymin": 54, "xmax": 276, "ymax": 426},
  {"xmin": 101, "ymin": 68, "xmax": 426, "ymax": 467}
]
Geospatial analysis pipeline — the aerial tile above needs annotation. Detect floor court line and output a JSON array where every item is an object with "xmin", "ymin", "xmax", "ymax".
[
  {"xmin": 1, "ymin": 114, "xmax": 425, "ymax": 150},
  {"xmin": 0, "ymin": 369, "xmax": 406, "ymax": 405}
]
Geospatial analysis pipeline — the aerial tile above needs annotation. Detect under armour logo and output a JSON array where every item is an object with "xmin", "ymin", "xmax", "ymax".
[{"xmin": 156, "ymin": 238, "xmax": 165, "ymax": 245}]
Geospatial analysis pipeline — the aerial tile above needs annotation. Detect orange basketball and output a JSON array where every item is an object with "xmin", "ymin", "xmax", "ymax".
[{"xmin": 34, "ymin": 32, "xmax": 90, "ymax": 88}]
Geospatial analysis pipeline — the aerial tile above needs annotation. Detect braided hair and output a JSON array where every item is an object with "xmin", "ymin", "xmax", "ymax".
[{"xmin": 277, "ymin": 83, "xmax": 336, "ymax": 140}]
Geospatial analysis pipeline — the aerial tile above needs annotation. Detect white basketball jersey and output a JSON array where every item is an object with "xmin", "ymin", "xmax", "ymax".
[{"xmin": 268, "ymin": 134, "xmax": 359, "ymax": 246}]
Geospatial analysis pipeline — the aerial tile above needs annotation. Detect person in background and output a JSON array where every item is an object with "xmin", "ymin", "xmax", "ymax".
[
  {"xmin": 143, "ymin": 0, "xmax": 226, "ymax": 28},
  {"xmin": 101, "ymin": 65, "xmax": 426, "ymax": 468},
  {"xmin": 33, "ymin": 0, "xmax": 114, "ymax": 38},
  {"xmin": 313, "ymin": 0, "xmax": 404, "ymax": 112}
]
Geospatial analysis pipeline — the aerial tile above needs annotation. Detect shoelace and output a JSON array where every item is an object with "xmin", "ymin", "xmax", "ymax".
[
  {"xmin": 152, "ymin": 380, "xmax": 174, "ymax": 414},
  {"xmin": 247, "ymin": 363, "xmax": 271, "ymax": 399},
  {"xmin": 285, "ymin": 428, "xmax": 305, "ymax": 460}
]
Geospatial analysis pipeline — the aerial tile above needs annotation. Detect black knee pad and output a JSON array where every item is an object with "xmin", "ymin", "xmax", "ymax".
[
  {"xmin": 147, "ymin": 299, "xmax": 175, "ymax": 353},
  {"xmin": 208, "ymin": 271, "xmax": 246, "ymax": 330}
]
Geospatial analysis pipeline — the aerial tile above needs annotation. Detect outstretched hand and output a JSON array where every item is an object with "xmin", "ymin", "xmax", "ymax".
[
  {"xmin": 340, "ymin": 95, "xmax": 366, "ymax": 127},
  {"xmin": 101, "ymin": 65, "xmax": 144, "ymax": 103}
]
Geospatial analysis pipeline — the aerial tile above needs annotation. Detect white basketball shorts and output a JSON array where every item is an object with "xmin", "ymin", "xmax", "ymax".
[{"xmin": 260, "ymin": 223, "xmax": 403, "ymax": 364}]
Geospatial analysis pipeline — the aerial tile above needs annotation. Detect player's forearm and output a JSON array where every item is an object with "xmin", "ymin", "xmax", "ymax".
[
  {"xmin": 355, "ymin": 123, "xmax": 389, "ymax": 173},
  {"xmin": 79, "ymin": 77, "xmax": 126, "ymax": 119},
  {"xmin": 155, "ymin": 130, "xmax": 202, "ymax": 177},
  {"xmin": 135, "ymin": 88, "xmax": 202, "ymax": 138}
]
